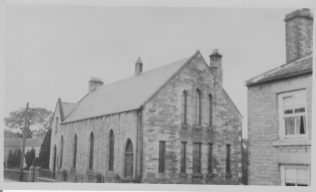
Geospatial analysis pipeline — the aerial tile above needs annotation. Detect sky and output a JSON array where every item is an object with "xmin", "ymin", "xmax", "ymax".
[{"xmin": 3, "ymin": 3, "xmax": 301, "ymax": 138}]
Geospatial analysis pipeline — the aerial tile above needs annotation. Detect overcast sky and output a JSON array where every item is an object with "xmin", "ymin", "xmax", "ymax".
[{"xmin": 3, "ymin": 3, "xmax": 303, "ymax": 137}]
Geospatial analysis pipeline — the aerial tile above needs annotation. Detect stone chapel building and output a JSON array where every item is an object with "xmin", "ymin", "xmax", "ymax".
[
  {"xmin": 246, "ymin": 9, "xmax": 313, "ymax": 186},
  {"xmin": 49, "ymin": 50, "xmax": 243, "ymax": 184}
]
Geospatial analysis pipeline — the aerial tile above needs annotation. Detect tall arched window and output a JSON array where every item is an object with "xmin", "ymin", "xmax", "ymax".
[
  {"xmin": 209, "ymin": 94, "xmax": 213, "ymax": 126},
  {"xmin": 196, "ymin": 89, "xmax": 202, "ymax": 125},
  {"xmin": 73, "ymin": 134, "xmax": 77, "ymax": 169},
  {"xmin": 53, "ymin": 145, "xmax": 57, "ymax": 173},
  {"xmin": 89, "ymin": 132, "xmax": 94, "ymax": 169},
  {"xmin": 55, "ymin": 117, "xmax": 59, "ymax": 134},
  {"xmin": 182, "ymin": 90, "xmax": 188, "ymax": 125},
  {"xmin": 59, "ymin": 136, "xmax": 64, "ymax": 168},
  {"xmin": 124, "ymin": 139, "xmax": 133, "ymax": 178},
  {"xmin": 109, "ymin": 130, "xmax": 114, "ymax": 171}
]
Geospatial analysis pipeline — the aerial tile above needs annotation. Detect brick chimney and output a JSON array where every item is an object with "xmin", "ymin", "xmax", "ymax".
[
  {"xmin": 284, "ymin": 8, "xmax": 313, "ymax": 63},
  {"xmin": 89, "ymin": 77, "xmax": 103, "ymax": 93},
  {"xmin": 135, "ymin": 57, "xmax": 143, "ymax": 76},
  {"xmin": 210, "ymin": 49, "xmax": 223, "ymax": 84}
]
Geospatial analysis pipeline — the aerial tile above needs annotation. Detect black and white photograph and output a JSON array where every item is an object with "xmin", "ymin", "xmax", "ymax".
[{"xmin": 1, "ymin": 0, "xmax": 314, "ymax": 190}]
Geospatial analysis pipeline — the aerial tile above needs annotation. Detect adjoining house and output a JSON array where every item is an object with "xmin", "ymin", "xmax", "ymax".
[
  {"xmin": 246, "ymin": 9, "xmax": 313, "ymax": 186},
  {"xmin": 49, "ymin": 50, "xmax": 243, "ymax": 184}
]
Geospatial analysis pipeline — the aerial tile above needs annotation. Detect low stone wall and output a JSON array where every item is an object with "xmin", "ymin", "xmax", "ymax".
[
  {"xmin": 56, "ymin": 169, "xmax": 107, "ymax": 183},
  {"xmin": 4, "ymin": 168, "xmax": 30, "ymax": 182}
]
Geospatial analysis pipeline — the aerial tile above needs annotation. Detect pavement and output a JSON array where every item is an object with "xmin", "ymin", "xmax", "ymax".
[{"xmin": 4, "ymin": 178, "xmax": 20, "ymax": 182}]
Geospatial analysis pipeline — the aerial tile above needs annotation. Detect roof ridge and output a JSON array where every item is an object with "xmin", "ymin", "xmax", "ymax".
[{"xmin": 61, "ymin": 101, "xmax": 76, "ymax": 105}]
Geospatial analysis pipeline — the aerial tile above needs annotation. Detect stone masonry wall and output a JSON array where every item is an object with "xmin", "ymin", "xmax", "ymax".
[
  {"xmin": 285, "ymin": 13, "xmax": 313, "ymax": 63},
  {"xmin": 49, "ymin": 110, "xmax": 138, "ymax": 182},
  {"xmin": 247, "ymin": 74, "xmax": 312, "ymax": 185},
  {"xmin": 142, "ymin": 53, "xmax": 242, "ymax": 184}
]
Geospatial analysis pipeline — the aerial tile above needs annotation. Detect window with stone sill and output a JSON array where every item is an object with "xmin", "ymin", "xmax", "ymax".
[
  {"xmin": 278, "ymin": 90, "xmax": 307, "ymax": 139},
  {"xmin": 280, "ymin": 165, "xmax": 309, "ymax": 186}
]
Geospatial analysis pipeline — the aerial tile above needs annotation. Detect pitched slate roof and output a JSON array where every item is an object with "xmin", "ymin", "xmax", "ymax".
[
  {"xmin": 61, "ymin": 102, "xmax": 76, "ymax": 119},
  {"xmin": 246, "ymin": 54, "xmax": 313, "ymax": 86},
  {"xmin": 64, "ymin": 52, "xmax": 198, "ymax": 123}
]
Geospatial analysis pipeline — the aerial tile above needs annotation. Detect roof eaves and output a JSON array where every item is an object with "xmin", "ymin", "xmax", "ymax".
[
  {"xmin": 245, "ymin": 54, "xmax": 313, "ymax": 86},
  {"xmin": 62, "ymin": 107, "xmax": 140, "ymax": 125},
  {"xmin": 246, "ymin": 69, "xmax": 312, "ymax": 87}
]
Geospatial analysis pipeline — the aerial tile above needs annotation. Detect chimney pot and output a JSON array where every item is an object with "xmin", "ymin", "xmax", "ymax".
[
  {"xmin": 89, "ymin": 77, "xmax": 103, "ymax": 93},
  {"xmin": 135, "ymin": 57, "xmax": 143, "ymax": 76}
]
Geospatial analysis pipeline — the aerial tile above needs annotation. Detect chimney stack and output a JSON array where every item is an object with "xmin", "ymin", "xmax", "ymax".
[
  {"xmin": 89, "ymin": 77, "xmax": 103, "ymax": 93},
  {"xmin": 135, "ymin": 57, "xmax": 143, "ymax": 76},
  {"xmin": 210, "ymin": 49, "xmax": 223, "ymax": 85},
  {"xmin": 284, "ymin": 8, "xmax": 313, "ymax": 63}
]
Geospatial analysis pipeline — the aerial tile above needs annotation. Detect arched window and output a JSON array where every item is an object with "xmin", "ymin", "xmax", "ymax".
[
  {"xmin": 73, "ymin": 134, "xmax": 77, "ymax": 169},
  {"xmin": 89, "ymin": 132, "xmax": 94, "ymax": 169},
  {"xmin": 109, "ymin": 130, "xmax": 114, "ymax": 171},
  {"xmin": 59, "ymin": 136, "xmax": 64, "ymax": 168},
  {"xmin": 55, "ymin": 117, "xmax": 59, "ymax": 134},
  {"xmin": 182, "ymin": 90, "xmax": 188, "ymax": 125},
  {"xmin": 196, "ymin": 89, "xmax": 202, "ymax": 125},
  {"xmin": 124, "ymin": 139, "xmax": 133, "ymax": 178},
  {"xmin": 53, "ymin": 145, "xmax": 57, "ymax": 173},
  {"xmin": 209, "ymin": 94, "xmax": 213, "ymax": 126}
]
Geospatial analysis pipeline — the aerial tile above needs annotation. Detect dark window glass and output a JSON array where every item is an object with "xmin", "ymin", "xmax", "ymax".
[
  {"xmin": 226, "ymin": 144, "xmax": 231, "ymax": 177},
  {"xmin": 89, "ymin": 132, "xmax": 94, "ymax": 169},
  {"xmin": 53, "ymin": 145, "xmax": 57, "ymax": 173},
  {"xmin": 196, "ymin": 89, "xmax": 202, "ymax": 125},
  {"xmin": 209, "ymin": 95, "xmax": 213, "ymax": 126},
  {"xmin": 180, "ymin": 142, "xmax": 186, "ymax": 173},
  {"xmin": 284, "ymin": 109, "xmax": 293, "ymax": 114},
  {"xmin": 124, "ymin": 139, "xmax": 133, "ymax": 178},
  {"xmin": 208, "ymin": 143, "xmax": 213, "ymax": 174},
  {"xmin": 109, "ymin": 130, "xmax": 114, "ymax": 171},
  {"xmin": 193, "ymin": 143, "xmax": 201, "ymax": 173},
  {"xmin": 294, "ymin": 107, "xmax": 305, "ymax": 113},
  {"xmin": 300, "ymin": 116, "xmax": 306, "ymax": 134},
  {"xmin": 55, "ymin": 117, "xmax": 59, "ymax": 133},
  {"xmin": 183, "ymin": 91, "xmax": 188, "ymax": 125},
  {"xmin": 59, "ymin": 136, "xmax": 64, "ymax": 168},
  {"xmin": 73, "ymin": 134, "xmax": 77, "ymax": 168},
  {"xmin": 159, "ymin": 141, "xmax": 166, "ymax": 173}
]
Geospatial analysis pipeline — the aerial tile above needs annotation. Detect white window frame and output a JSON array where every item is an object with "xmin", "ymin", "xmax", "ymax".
[
  {"xmin": 280, "ymin": 164, "xmax": 310, "ymax": 186},
  {"xmin": 278, "ymin": 90, "xmax": 308, "ymax": 140}
]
